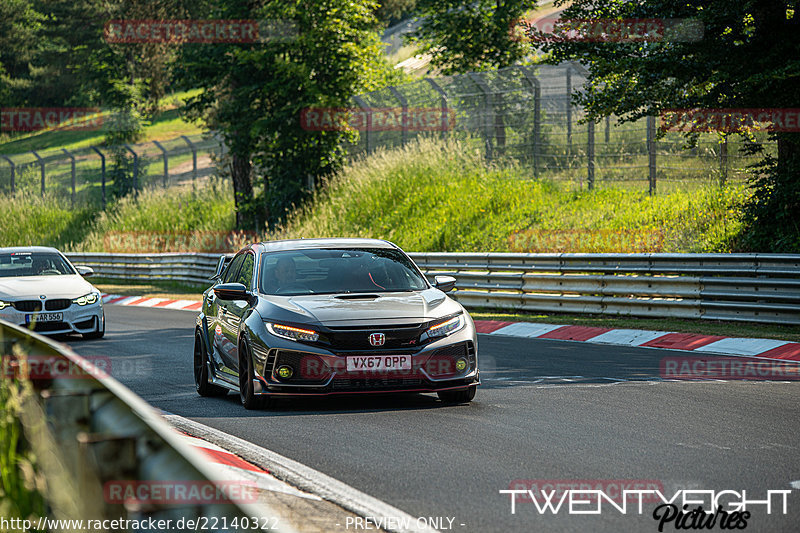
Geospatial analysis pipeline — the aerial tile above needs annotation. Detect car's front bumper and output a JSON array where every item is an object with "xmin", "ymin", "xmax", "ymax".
[
  {"xmin": 249, "ymin": 326, "xmax": 479, "ymax": 396},
  {"xmin": 0, "ymin": 301, "xmax": 103, "ymax": 336}
]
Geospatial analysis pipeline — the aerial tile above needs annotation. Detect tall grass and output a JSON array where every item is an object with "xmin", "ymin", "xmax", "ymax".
[
  {"xmin": 277, "ymin": 138, "xmax": 749, "ymax": 252},
  {"xmin": 0, "ymin": 192, "xmax": 96, "ymax": 249}
]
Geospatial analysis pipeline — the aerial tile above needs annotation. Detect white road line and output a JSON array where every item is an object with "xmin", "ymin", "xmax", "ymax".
[
  {"xmin": 694, "ymin": 337, "xmax": 790, "ymax": 356},
  {"xmin": 589, "ymin": 329, "xmax": 673, "ymax": 346},
  {"xmin": 490, "ymin": 322, "xmax": 562, "ymax": 338}
]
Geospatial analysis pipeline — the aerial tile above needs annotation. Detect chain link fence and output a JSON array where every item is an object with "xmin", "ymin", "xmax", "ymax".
[
  {"xmin": 347, "ymin": 62, "xmax": 776, "ymax": 192},
  {"xmin": 0, "ymin": 133, "xmax": 225, "ymax": 207}
]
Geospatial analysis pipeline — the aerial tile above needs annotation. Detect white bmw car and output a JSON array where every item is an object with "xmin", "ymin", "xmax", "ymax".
[{"xmin": 0, "ymin": 246, "xmax": 105, "ymax": 339}]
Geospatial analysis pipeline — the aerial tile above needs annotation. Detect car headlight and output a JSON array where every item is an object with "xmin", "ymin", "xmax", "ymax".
[
  {"xmin": 266, "ymin": 323, "xmax": 319, "ymax": 343},
  {"xmin": 73, "ymin": 292, "xmax": 99, "ymax": 306},
  {"xmin": 0, "ymin": 300, "xmax": 11, "ymax": 310},
  {"xmin": 424, "ymin": 314, "xmax": 465, "ymax": 339}
]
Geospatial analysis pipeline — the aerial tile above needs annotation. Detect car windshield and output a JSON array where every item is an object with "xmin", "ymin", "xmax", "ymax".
[
  {"xmin": 260, "ymin": 248, "xmax": 428, "ymax": 296},
  {"xmin": 0, "ymin": 252, "xmax": 76, "ymax": 278}
]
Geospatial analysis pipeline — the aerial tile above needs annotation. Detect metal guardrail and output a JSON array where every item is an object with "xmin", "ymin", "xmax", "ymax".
[
  {"xmin": 65, "ymin": 252, "xmax": 800, "ymax": 325},
  {"xmin": 0, "ymin": 319, "xmax": 288, "ymax": 531}
]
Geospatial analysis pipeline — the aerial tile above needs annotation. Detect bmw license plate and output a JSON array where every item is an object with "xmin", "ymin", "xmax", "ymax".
[
  {"xmin": 25, "ymin": 313, "xmax": 62, "ymax": 324},
  {"xmin": 347, "ymin": 355, "xmax": 411, "ymax": 372}
]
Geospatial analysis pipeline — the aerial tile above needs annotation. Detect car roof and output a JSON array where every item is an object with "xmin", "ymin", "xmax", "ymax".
[
  {"xmin": 253, "ymin": 238, "xmax": 398, "ymax": 252},
  {"xmin": 0, "ymin": 246, "xmax": 62, "ymax": 254}
]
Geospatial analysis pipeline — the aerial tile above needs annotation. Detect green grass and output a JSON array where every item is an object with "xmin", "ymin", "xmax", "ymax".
[
  {"xmin": 0, "ymin": 90, "xmax": 203, "ymax": 154},
  {"xmin": 277, "ymin": 138, "xmax": 750, "ymax": 253},
  {"xmin": 92, "ymin": 277, "xmax": 207, "ymax": 300}
]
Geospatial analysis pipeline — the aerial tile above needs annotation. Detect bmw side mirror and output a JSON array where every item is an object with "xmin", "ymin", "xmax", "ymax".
[
  {"xmin": 434, "ymin": 275, "xmax": 457, "ymax": 292},
  {"xmin": 75, "ymin": 266, "xmax": 94, "ymax": 277},
  {"xmin": 213, "ymin": 282, "xmax": 253, "ymax": 302}
]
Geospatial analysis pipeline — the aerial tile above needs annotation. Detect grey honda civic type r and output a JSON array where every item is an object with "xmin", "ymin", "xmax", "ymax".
[{"xmin": 194, "ymin": 238, "xmax": 479, "ymax": 409}]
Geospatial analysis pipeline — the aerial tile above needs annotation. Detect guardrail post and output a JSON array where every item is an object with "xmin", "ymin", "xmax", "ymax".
[
  {"xmin": 90, "ymin": 146, "xmax": 106, "ymax": 208},
  {"xmin": 123, "ymin": 144, "xmax": 139, "ymax": 192},
  {"xmin": 62, "ymin": 148, "xmax": 76, "ymax": 206},
  {"xmin": 647, "ymin": 116, "xmax": 657, "ymax": 195},
  {"xmin": 31, "ymin": 151, "xmax": 45, "ymax": 196},
  {"xmin": 605, "ymin": 115, "xmax": 611, "ymax": 144},
  {"xmin": 468, "ymin": 72, "xmax": 494, "ymax": 160},
  {"xmin": 353, "ymin": 95, "xmax": 373, "ymax": 154},
  {"xmin": 152, "ymin": 140, "xmax": 169, "ymax": 187},
  {"xmin": 519, "ymin": 66, "xmax": 542, "ymax": 178},
  {"xmin": 425, "ymin": 78, "xmax": 450, "ymax": 140},
  {"xmin": 181, "ymin": 135, "xmax": 197, "ymax": 180},
  {"xmin": 389, "ymin": 86, "xmax": 409, "ymax": 148},
  {"xmin": 0, "ymin": 154, "xmax": 15, "ymax": 195},
  {"xmin": 587, "ymin": 120, "xmax": 595, "ymax": 190}
]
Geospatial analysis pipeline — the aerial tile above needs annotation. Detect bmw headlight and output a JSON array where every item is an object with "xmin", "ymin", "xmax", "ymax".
[
  {"xmin": 73, "ymin": 292, "xmax": 99, "ymax": 306},
  {"xmin": 424, "ymin": 314, "xmax": 465, "ymax": 339},
  {"xmin": 0, "ymin": 300, "xmax": 11, "ymax": 310},
  {"xmin": 266, "ymin": 323, "xmax": 319, "ymax": 343}
]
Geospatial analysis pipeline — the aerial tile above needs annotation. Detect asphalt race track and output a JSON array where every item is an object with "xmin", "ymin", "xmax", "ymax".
[{"xmin": 67, "ymin": 305, "xmax": 800, "ymax": 532}]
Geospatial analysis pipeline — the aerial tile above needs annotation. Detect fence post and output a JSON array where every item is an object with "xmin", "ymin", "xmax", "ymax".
[
  {"xmin": 389, "ymin": 86, "xmax": 409, "ymax": 148},
  {"xmin": 0, "ymin": 155, "xmax": 14, "ymax": 195},
  {"xmin": 152, "ymin": 140, "xmax": 169, "ymax": 187},
  {"xmin": 647, "ymin": 116, "xmax": 657, "ymax": 195},
  {"xmin": 353, "ymin": 96, "xmax": 373, "ymax": 154},
  {"xmin": 519, "ymin": 66, "xmax": 541, "ymax": 178},
  {"xmin": 566, "ymin": 67, "xmax": 573, "ymax": 151},
  {"xmin": 123, "ymin": 144, "xmax": 139, "ymax": 193},
  {"xmin": 719, "ymin": 134, "xmax": 728, "ymax": 186},
  {"xmin": 180, "ymin": 135, "xmax": 197, "ymax": 180},
  {"xmin": 62, "ymin": 148, "xmax": 76, "ymax": 206},
  {"xmin": 605, "ymin": 116, "xmax": 611, "ymax": 144},
  {"xmin": 425, "ymin": 78, "xmax": 449, "ymax": 140},
  {"xmin": 468, "ymin": 72, "xmax": 493, "ymax": 160},
  {"xmin": 31, "ymin": 151, "xmax": 45, "ymax": 196},
  {"xmin": 587, "ymin": 120, "xmax": 595, "ymax": 190},
  {"xmin": 90, "ymin": 147, "xmax": 106, "ymax": 209}
]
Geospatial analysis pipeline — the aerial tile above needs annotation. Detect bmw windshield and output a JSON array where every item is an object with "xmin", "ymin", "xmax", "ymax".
[
  {"xmin": 0, "ymin": 252, "xmax": 76, "ymax": 278},
  {"xmin": 259, "ymin": 248, "xmax": 428, "ymax": 296}
]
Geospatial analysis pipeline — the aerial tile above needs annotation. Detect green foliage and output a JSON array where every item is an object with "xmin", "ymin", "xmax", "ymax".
[
  {"xmin": 278, "ymin": 138, "xmax": 748, "ymax": 252},
  {"xmin": 540, "ymin": 0, "xmax": 800, "ymax": 251},
  {"xmin": 0, "ymin": 192, "xmax": 96, "ymax": 249},
  {"xmin": 0, "ymin": 0, "xmax": 44, "ymax": 105},
  {"xmin": 411, "ymin": 0, "xmax": 532, "ymax": 73},
  {"xmin": 0, "ymin": 377, "xmax": 46, "ymax": 523}
]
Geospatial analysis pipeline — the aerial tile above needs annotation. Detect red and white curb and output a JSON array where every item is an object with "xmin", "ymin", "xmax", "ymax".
[
  {"xmin": 177, "ymin": 430, "xmax": 320, "ymax": 501},
  {"xmin": 100, "ymin": 293, "xmax": 799, "ymax": 362},
  {"xmin": 101, "ymin": 293, "xmax": 203, "ymax": 311},
  {"xmin": 475, "ymin": 321, "xmax": 800, "ymax": 362}
]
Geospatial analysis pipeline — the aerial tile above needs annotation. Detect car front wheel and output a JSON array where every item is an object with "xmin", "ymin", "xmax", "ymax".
[
  {"xmin": 238, "ymin": 340, "xmax": 265, "ymax": 410},
  {"xmin": 194, "ymin": 332, "xmax": 227, "ymax": 397}
]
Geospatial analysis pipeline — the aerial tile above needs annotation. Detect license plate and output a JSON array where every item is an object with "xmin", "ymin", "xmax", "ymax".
[
  {"xmin": 25, "ymin": 313, "xmax": 62, "ymax": 324},
  {"xmin": 346, "ymin": 355, "xmax": 411, "ymax": 372}
]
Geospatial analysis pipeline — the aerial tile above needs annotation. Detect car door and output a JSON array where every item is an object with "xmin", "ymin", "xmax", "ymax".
[
  {"xmin": 220, "ymin": 251, "xmax": 256, "ymax": 371},
  {"xmin": 212, "ymin": 252, "xmax": 245, "ymax": 371}
]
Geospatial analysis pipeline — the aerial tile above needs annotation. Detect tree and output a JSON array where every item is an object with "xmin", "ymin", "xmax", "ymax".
[
  {"xmin": 410, "ymin": 0, "xmax": 532, "ymax": 74},
  {"xmin": 539, "ymin": 0, "xmax": 800, "ymax": 251},
  {"xmin": 0, "ymin": 0, "xmax": 43, "ymax": 106},
  {"xmin": 180, "ymin": 0, "xmax": 400, "ymax": 229}
]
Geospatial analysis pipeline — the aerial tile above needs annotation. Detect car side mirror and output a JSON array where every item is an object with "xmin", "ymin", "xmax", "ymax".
[
  {"xmin": 434, "ymin": 275, "xmax": 457, "ymax": 292},
  {"xmin": 213, "ymin": 282, "xmax": 253, "ymax": 302},
  {"xmin": 75, "ymin": 266, "xmax": 94, "ymax": 277}
]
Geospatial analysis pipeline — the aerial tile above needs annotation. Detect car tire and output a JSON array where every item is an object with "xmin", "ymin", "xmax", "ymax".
[
  {"xmin": 238, "ymin": 340, "xmax": 266, "ymax": 410},
  {"xmin": 194, "ymin": 331, "xmax": 227, "ymax": 397},
  {"xmin": 83, "ymin": 313, "xmax": 105, "ymax": 340},
  {"xmin": 437, "ymin": 386, "xmax": 476, "ymax": 404}
]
